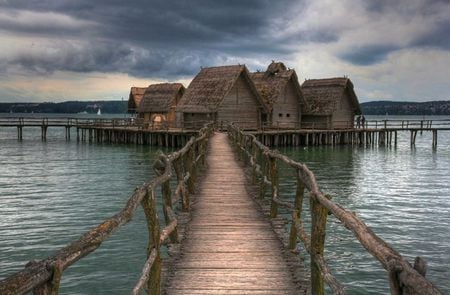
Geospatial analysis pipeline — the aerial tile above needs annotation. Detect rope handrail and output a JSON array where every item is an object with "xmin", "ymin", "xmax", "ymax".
[
  {"xmin": 0, "ymin": 123, "xmax": 214, "ymax": 295},
  {"xmin": 228, "ymin": 123, "xmax": 443, "ymax": 295}
]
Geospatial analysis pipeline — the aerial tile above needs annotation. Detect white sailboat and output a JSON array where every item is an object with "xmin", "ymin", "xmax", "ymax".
[{"xmin": 97, "ymin": 108, "xmax": 101, "ymax": 115}]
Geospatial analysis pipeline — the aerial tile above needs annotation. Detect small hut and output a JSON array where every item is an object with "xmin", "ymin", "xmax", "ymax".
[
  {"xmin": 137, "ymin": 83, "xmax": 185, "ymax": 126},
  {"xmin": 177, "ymin": 65, "xmax": 269, "ymax": 129},
  {"xmin": 301, "ymin": 78, "xmax": 361, "ymax": 129},
  {"xmin": 127, "ymin": 87, "xmax": 147, "ymax": 113},
  {"xmin": 251, "ymin": 62, "xmax": 306, "ymax": 129}
]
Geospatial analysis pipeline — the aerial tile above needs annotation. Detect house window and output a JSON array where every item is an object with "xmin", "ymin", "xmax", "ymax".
[
  {"xmin": 286, "ymin": 113, "xmax": 290, "ymax": 117},
  {"xmin": 279, "ymin": 113, "xmax": 283, "ymax": 117}
]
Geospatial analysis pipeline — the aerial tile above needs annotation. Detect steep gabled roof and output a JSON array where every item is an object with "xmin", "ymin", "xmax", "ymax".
[
  {"xmin": 301, "ymin": 78, "xmax": 361, "ymax": 115},
  {"xmin": 128, "ymin": 87, "xmax": 147, "ymax": 110},
  {"xmin": 250, "ymin": 62, "xmax": 305, "ymax": 110},
  {"xmin": 137, "ymin": 83, "xmax": 185, "ymax": 113},
  {"xmin": 178, "ymin": 65, "xmax": 269, "ymax": 113}
]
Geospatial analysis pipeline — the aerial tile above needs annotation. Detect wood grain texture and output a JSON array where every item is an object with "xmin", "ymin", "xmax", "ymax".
[{"xmin": 164, "ymin": 132, "xmax": 300, "ymax": 294}]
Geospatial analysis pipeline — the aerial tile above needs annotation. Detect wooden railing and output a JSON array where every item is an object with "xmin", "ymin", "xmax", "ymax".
[
  {"xmin": 0, "ymin": 124, "xmax": 213, "ymax": 295},
  {"xmin": 228, "ymin": 123, "xmax": 442, "ymax": 295},
  {"xmin": 361, "ymin": 119, "xmax": 450, "ymax": 130},
  {"xmin": 0, "ymin": 117, "xmax": 214, "ymax": 131}
]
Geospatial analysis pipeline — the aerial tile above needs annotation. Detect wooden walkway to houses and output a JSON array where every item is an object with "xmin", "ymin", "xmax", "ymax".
[
  {"xmin": 164, "ymin": 132, "xmax": 302, "ymax": 294},
  {"xmin": 0, "ymin": 123, "xmax": 444, "ymax": 295}
]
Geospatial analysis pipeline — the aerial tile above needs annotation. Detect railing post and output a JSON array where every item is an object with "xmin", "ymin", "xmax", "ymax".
[
  {"xmin": 141, "ymin": 188, "xmax": 161, "ymax": 295},
  {"xmin": 174, "ymin": 158, "xmax": 189, "ymax": 211},
  {"xmin": 183, "ymin": 140, "xmax": 196, "ymax": 194},
  {"xmin": 310, "ymin": 193, "xmax": 330, "ymax": 295},
  {"xmin": 251, "ymin": 142, "xmax": 257, "ymax": 185},
  {"xmin": 269, "ymin": 155, "xmax": 279, "ymax": 218},
  {"xmin": 289, "ymin": 171, "xmax": 305, "ymax": 249},
  {"xmin": 259, "ymin": 155, "xmax": 267, "ymax": 199}
]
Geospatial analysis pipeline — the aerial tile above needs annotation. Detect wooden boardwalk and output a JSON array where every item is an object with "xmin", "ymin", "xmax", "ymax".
[{"xmin": 165, "ymin": 132, "xmax": 301, "ymax": 294}]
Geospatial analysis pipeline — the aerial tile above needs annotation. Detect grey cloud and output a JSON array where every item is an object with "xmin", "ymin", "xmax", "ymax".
[
  {"xmin": 339, "ymin": 44, "xmax": 400, "ymax": 66},
  {"xmin": 412, "ymin": 19, "xmax": 450, "ymax": 50}
]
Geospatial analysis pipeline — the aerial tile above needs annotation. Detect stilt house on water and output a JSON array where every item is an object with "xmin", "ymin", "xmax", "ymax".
[
  {"xmin": 251, "ymin": 62, "xmax": 306, "ymax": 129},
  {"xmin": 176, "ymin": 65, "xmax": 269, "ymax": 130},
  {"xmin": 137, "ymin": 83, "xmax": 185, "ymax": 126},
  {"xmin": 127, "ymin": 87, "xmax": 147, "ymax": 113},
  {"xmin": 301, "ymin": 78, "xmax": 361, "ymax": 129}
]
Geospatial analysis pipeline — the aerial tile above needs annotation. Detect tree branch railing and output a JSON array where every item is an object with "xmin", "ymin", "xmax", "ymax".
[
  {"xmin": 228, "ymin": 123, "xmax": 442, "ymax": 295},
  {"xmin": 0, "ymin": 123, "xmax": 214, "ymax": 295}
]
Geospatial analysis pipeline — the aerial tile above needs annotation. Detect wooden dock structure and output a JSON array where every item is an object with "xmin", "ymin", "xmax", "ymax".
[
  {"xmin": 164, "ymin": 132, "xmax": 305, "ymax": 294},
  {"xmin": 0, "ymin": 122, "xmax": 446, "ymax": 295},
  {"xmin": 1, "ymin": 117, "xmax": 449, "ymax": 148}
]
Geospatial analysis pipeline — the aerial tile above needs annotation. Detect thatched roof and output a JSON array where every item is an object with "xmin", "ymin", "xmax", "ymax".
[
  {"xmin": 137, "ymin": 83, "xmax": 184, "ymax": 113},
  {"xmin": 250, "ymin": 62, "xmax": 305, "ymax": 110},
  {"xmin": 128, "ymin": 87, "xmax": 147, "ymax": 111},
  {"xmin": 178, "ymin": 65, "xmax": 269, "ymax": 113},
  {"xmin": 301, "ymin": 78, "xmax": 361, "ymax": 115}
]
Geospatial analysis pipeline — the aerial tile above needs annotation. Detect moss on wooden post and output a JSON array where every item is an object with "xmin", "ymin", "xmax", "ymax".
[
  {"xmin": 142, "ymin": 189, "xmax": 161, "ymax": 295},
  {"xmin": 269, "ymin": 156, "xmax": 279, "ymax": 218},
  {"xmin": 289, "ymin": 174, "xmax": 305, "ymax": 249},
  {"xmin": 310, "ymin": 193, "xmax": 330, "ymax": 295}
]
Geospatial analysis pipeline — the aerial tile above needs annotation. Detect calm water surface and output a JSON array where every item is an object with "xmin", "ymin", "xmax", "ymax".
[{"xmin": 0, "ymin": 115, "xmax": 449, "ymax": 294}]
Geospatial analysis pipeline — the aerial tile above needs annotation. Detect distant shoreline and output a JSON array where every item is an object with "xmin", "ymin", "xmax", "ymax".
[{"xmin": 0, "ymin": 100, "xmax": 449, "ymax": 115}]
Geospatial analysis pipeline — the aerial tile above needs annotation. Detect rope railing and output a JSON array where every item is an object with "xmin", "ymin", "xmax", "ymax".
[
  {"xmin": 0, "ymin": 123, "xmax": 214, "ymax": 295},
  {"xmin": 228, "ymin": 123, "xmax": 443, "ymax": 295}
]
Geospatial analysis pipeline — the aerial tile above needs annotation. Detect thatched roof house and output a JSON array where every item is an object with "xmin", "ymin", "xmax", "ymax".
[
  {"xmin": 127, "ymin": 87, "xmax": 147, "ymax": 113},
  {"xmin": 301, "ymin": 78, "xmax": 361, "ymax": 129},
  {"xmin": 177, "ymin": 65, "xmax": 269, "ymax": 129},
  {"xmin": 251, "ymin": 62, "xmax": 305, "ymax": 129},
  {"xmin": 137, "ymin": 83, "xmax": 185, "ymax": 123}
]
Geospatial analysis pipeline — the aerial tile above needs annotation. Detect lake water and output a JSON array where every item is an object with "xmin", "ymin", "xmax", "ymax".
[{"xmin": 0, "ymin": 114, "xmax": 449, "ymax": 294}]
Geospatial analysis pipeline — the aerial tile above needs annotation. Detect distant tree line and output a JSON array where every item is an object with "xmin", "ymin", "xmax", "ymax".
[
  {"xmin": 1, "ymin": 100, "xmax": 449, "ymax": 116},
  {"xmin": 0, "ymin": 101, "xmax": 128, "ymax": 114},
  {"xmin": 360, "ymin": 100, "xmax": 450, "ymax": 115}
]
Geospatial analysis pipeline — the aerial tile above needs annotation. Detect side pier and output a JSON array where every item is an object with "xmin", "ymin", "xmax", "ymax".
[{"xmin": 1, "ymin": 117, "xmax": 448, "ymax": 148}]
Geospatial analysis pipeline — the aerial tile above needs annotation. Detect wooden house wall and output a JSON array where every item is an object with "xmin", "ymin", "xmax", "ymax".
[
  {"xmin": 216, "ymin": 74, "xmax": 260, "ymax": 130},
  {"xmin": 301, "ymin": 115, "xmax": 330, "ymax": 129},
  {"xmin": 183, "ymin": 113, "xmax": 212, "ymax": 129},
  {"xmin": 271, "ymin": 80, "xmax": 300, "ymax": 129},
  {"xmin": 331, "ymin": 91, "xmax": 354, "ymax": 129}
]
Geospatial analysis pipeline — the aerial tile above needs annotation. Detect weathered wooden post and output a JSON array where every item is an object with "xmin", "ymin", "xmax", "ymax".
[
  {"xmin": 289, "ymin": 171, "xmax": 305, "ymax": 249},
  {"xmin": 251, "ymin": 141, "xmax": 258, "ymax": 185},
  {"xmin": 183, "ymin": 139, "xmax": 196, "ymax": 194},
  {"xmin": 310, "ymin": 193, "xmax": 330, "ymax": 295},
  {"xmin": 259, "ymin": 154, "xmax": 267, "ymax": 199},
  {"xmin": 269, "ymin": 155, "xmax": 279, "ymax": 218},
  {"xmin": 154, "ymin": 155, "xmax": 179, "ymax": 244},
  {"xmin": 141, "ymin": 188, "xmax": 161, "ymax": 295},
  {"xmin": 174, "ymin": 158, "xmax": 189, "ymax": 211}
]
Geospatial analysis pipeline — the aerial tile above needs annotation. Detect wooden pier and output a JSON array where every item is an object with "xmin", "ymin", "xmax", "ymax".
[
  {"xmin": 0, "ymin": 117, "xmax": 198, "ymax": 147},
  {"xmin": 164, "ymin": 132, "xmax": 306, "ymax": 294},
  {"xmin": 0, "ymin": 122, "xmax": 446, "ymax": 294},
  {"xmin": 1, "ymin": 117, "xmax": 449, "ymax": 148}
]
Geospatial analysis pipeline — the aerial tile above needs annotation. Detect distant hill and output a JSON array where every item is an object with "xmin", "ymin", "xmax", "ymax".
[
  {"xmin": 0, "ymin": 101, "xmax": 127, "ymax": 114},
  {"xmin": 360, "ymin": 100, "xmax": 450, "ymax": 115},
  {"xmin": 2, "ymin": 100, "xmax": 449, "ymax": 116}
]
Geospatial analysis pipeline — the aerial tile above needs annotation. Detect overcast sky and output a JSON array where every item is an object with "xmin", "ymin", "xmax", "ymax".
[{"xmin": 0, "ymin": 0, "xmax": 449, "ymax": 103}]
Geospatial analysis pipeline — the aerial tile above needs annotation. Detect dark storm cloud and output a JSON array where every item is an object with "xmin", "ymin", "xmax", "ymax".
[{"xmin": 0, "ymin": 0, "xmax": 324, "ymax": 78}]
